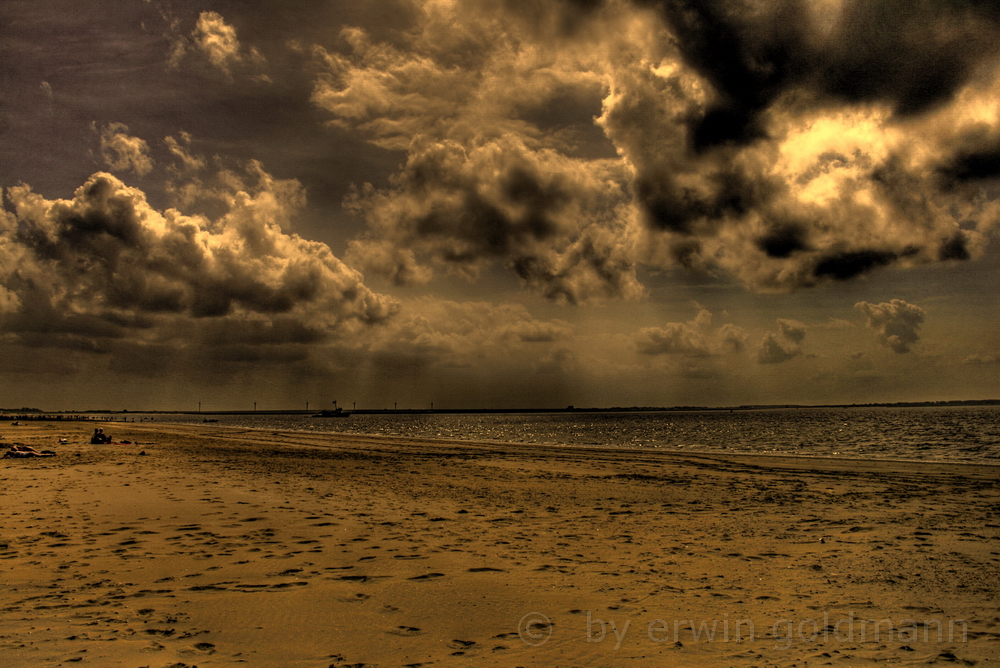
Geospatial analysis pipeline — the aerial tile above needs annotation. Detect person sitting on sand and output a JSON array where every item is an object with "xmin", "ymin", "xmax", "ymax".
[
  {"xmin": 90, "ymin": 428, "xmax": 111, "ymax": 444},
  {"xmin": 3, "ymin": 444, "xmax": 55, "ymax": 458}
]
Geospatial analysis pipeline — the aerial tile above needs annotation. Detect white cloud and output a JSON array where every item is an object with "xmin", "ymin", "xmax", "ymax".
[
  {"xmin": 170, "ymin": 11, "xmax": 267, "ymax": 80},
  {"xmin": 164, "ymin": 132, "xmax": 207, "ymax": 173},
  {"xmin": 777, "ymin": 318, "xmax": 807, "ymax": 344},
  {"xmin": 99, "ymin": 123, "xmax": 154, "ymax": 177},
  {"xmin": 755, "ymin": 318, "xmax": 808, "ymax": 364},
  {"xmin": 195, "ymin": 11, "xmax": 253, "ymax": 75},
  {"xmin": 962, "ymin": 353, "xmax": 1000, "ymax": 365},
  {"xmin": 634, "ymin": 308, "xmax": 747, "ymax": 357},
  {"xmin": 756, "ymin": 332, "xmax": 801, "ymax": 364},
  {"xmin": 855, "ymin": 299, "xmax": 926, "ymax": 353}
]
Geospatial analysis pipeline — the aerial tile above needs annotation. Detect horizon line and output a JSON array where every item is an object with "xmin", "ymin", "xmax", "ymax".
[{"xmin": 3, "ymin": 398, "xmax": 999, "ymax": 416}]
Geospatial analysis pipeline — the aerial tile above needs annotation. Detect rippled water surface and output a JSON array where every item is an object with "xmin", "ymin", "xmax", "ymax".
[{"xmin": 135, "ymin": 406, "xmax": 1000, "ymax": 464}]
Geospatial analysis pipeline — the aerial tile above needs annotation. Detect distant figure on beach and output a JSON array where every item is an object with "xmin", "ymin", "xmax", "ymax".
[
  {"xmin": 3, "ymin": 444, "xmax": 55, "ymax": 458},
  {"xmin": 90, "ymin": 428, "xmax": 112, "ymax": 444}
]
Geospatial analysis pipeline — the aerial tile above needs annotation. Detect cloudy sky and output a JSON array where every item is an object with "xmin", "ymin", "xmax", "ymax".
[{"xmin": 2, "ymin": 0, "xmax": 999, "ymax": 411}]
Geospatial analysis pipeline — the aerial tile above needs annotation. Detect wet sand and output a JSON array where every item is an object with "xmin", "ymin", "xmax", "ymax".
[{"xmin": 1, "ymin": 420, "xmax": 998, "ymax": 667}]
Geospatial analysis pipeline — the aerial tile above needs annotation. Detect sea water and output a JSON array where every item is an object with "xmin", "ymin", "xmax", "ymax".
[{"xmin": 126, "ymin": 405, "xmax": 1000, "ymax": 464}]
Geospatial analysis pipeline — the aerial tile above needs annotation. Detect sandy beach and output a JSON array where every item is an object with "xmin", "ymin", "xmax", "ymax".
[{"xmin": 1, "ymin": 420, "xmax": 998, "ymax": 667}]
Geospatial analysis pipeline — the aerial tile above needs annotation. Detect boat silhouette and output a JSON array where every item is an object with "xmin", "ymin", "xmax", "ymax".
[{"xmin": 312, "ymin": 407, "xmax": 350, "ymax": 417}]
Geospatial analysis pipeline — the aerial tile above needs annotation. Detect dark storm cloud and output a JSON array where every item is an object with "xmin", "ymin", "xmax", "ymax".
[
  {"xmin": 756, "ymin": 222, "xmax": 809, "ymax": 259},
  {"xmin": 632, "ymin": 162, "xmax": 781, "ymax": 234},
  {"xmin": 315, "ymin": 0, "xmax": 1000, "ymax": 299},
  {"xmin": 344, "ymin": 136, "xmax": 642, "ymax": 303},
  {"xmin": 941, "ymin": 149, "xmax": 1000, "ymax": 184},
  {"xmin": 642, "ymin": 0, "xmax": 1000, "ymax": 150},
  {"xmin": 640, "ymin": 0, "xmax": 811, "ymax": 150},
  {"xmin": 1, "ymin": 169, "xmax": 398, "ymax": 355},
  {"xmin": 812, "ymin": 250, "xmax": 898, "ymax": 281},
  {"xmin": 6, "ymin": 0, "xmax": 999, "ymax": 362},
  {"xmin": 818, "ymin": 1, "xmax": 1000, "ymax": 113},
  {"xmin": 311, "ymin": 1, "xmax": 647, "ymax": 303},
  {"xmin": 602, "ymin": 0, "xmax": 1000, "ymax": 289},
  {"xmin": 0, "ymin": 147, "xmax": 581, "ymax": 386},
  {"xmin": 935, "ymin": 127, "xmax": 1000, "ymax": 190}
]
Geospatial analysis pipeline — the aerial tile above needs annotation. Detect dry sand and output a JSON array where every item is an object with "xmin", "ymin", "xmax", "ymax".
[{"xmin": 1, "ymin": 419, "xmax": 998, "ymax": 667}]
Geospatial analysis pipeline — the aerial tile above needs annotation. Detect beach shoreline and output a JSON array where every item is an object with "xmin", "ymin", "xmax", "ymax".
[{"xmin": 2, "ymin": 421, "xmax": 998, "ymax": 667}]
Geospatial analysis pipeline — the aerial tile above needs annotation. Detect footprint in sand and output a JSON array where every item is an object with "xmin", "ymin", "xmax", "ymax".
[
  {"xmin": 188, "ymin": 584, "xmax": 229, "ymax": 591},
  {"xmin": 387, "ymin": 626, "xmax": 425, "ymax": 636},
  {"xmin": 140, "ymin": 641, "xmax": 167, "ymax": 653},
  {"xmin": 180, "ymin": 642, "xmax": 217, "ymax": 656},
  {"xmin": 337, "ymin": 575, "xmax": 385, "ymax": 583},
  {"xmin": 408, "ymin": 572, "xmax": 445, "ymax": 580},
  {"xmin": 339, "ymin": 593, "xmax": 370, "ymax": 602}
]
